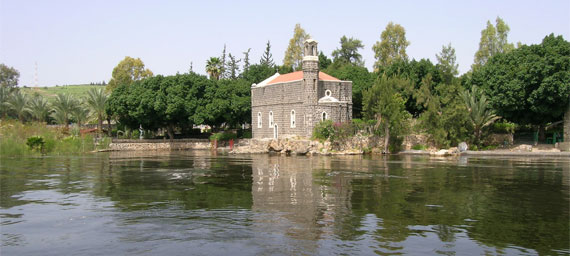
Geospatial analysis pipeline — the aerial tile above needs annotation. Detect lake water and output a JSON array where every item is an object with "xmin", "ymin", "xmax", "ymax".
[{"xmin": 1, "ymin": 151, "xmax": 568, "ymax": 255}]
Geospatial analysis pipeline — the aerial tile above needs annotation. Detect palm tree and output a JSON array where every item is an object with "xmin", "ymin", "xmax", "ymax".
[
  {"xmin": 0, "ymin": 87, "xmax": 12, "ymax": 119},
  {"xmin": 71, "ymin": 103, "xmax": 90, "ymax": 128},
  {"xmin": 51, "ymin": 93, "xmax": 78, "ymax": 129},
  {"xmin": 26, "ymin": 95, "xmax": 51, "ymax": 123},
  {"xmin": 461, "ymin": 86, "xmax": 501, "ymax": 146},
  {"xmin": 206, "ymin": 57, "xmax": 222, "ymax": 80},
  {"xmin": 85, "ymin": 88, "xmax": 107, "ymax": 133},
  {"xmin": 8, "ymin": 90, "xmax": 28, "ymax": 122}
]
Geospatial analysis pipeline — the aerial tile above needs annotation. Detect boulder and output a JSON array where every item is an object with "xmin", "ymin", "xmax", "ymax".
[{"xmin": 458, "ymin": 142, "xmax": 468, "ymax": 152}]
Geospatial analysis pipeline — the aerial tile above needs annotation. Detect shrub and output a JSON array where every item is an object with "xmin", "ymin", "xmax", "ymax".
[
  {"xmin": 312, "ymin": 120, "xmax": 335, "ymax": 141},
  {"xmin": 492, "ymin": 121, "xmax": 517, "ymax": 134},
  {"xmin": 411, "ymin": 144, "xmax": 426, "ymax": 150},
  {"xmin": 26, "ymin": 136, "xmax": 45, "ymax": 152},
  {"xmin": 209, "ymin": 132, "xmax": 237, "ymax": 141}
]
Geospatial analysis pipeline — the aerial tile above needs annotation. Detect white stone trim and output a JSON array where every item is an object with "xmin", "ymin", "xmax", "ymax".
[{"xmin": 252, "ymin": 72, "xmax": 280, "ymax": 88}]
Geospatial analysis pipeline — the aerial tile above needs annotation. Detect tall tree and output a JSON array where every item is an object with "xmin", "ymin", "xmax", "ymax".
[
  {"xmin": 85, "ymin": 88, "xmax": 108, "ymax": 133},
  {"xmin": 71, "ymin": 102, "xmax": 90, "ymax": 128},
  {"xmin": 227, "ymin": 53, "xmax": 241, "ymax": 80},
  {"xmin": 52, "ymin": 93, "xmax": 78, "ymax": 129},
  {"xmin": 0, "ymin": 87, "xmax": 12, "ymax": 118},
  {"xmin": 460, "ymin": 86, "xmax": 500, "ymax": 146},
  {"xmin": 260, "ymin": 40, "xmax": 275, "ymax": 67},
  {"xmin": 471, "ymin": 34, "xmax": 570, "ymax": 131},
  {"xmin": 220, "ymin": 44, "xmax": 228, "ymax": 79},
  {"xmin": 26, "ymin": 95, "xmax": 50, "ymax": 123},
  {"xmin": 372, "ymin": 22, "xmax": 410, "ymax": 70},
  {"xmin": 106, "ymin": 57, "xmax": 153, "ymax": 91},
  {"xmin": 8, "ymin": 90, "xmax": 28, "ymax": 122},
  {"xmin": 206, "ymin": 57, "xmax": 222, "ymax": 80},
  {"xmin": 283, "ymin": 24, "xmax": 310, "ymax": 70},
  {"xmin": 318, "ymin": 51, "xmax": 332, "ymax": 70},
  {"xmin": 331, "ymin": 36, "xmax": 365, "ymax": 66},
  {"xmin": 472, "ymin": 17, "xmax": 515, "ymax": 70},
  {"xmin": 363, "ymin": 76, "xmax": 411, "ymax": 153},
  {"xmin": 242, "ymin": 48, "xmax": 251, "ymax": 73},
  {"xmin": 436, "ymin": 43, "xmax": 459, "ymax": 84},
  {"xmin": 0, "ymin": 64, "xmax": 20, "ymax": 88}
]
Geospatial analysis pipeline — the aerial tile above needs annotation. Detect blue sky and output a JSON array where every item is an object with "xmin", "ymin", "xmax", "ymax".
[{"xmin": 1, "ymin": 0, "xmax": 569, "ymax": 86}]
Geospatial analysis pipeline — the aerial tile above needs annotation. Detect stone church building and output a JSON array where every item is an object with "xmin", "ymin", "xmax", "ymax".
[{"xmin": 251, "ymin": 39, "xmax": 353, "ymax": 139}]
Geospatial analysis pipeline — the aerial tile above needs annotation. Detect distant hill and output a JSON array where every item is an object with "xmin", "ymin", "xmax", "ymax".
[{"xmin": 21, "ymin": 84, "xmax": 106, "ymax": 101}]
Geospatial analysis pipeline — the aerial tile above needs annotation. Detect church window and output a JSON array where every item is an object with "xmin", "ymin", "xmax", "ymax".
[
  {"xmin": 290, "ymin": 110, "xmax": 296, "ymax": 128},
  {"xmin": 257, "ymin": 112, "xmax": 262, "ymax": 128}
]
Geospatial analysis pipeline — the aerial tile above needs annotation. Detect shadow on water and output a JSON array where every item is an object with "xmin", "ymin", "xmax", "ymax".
[{"xmin": 1, "ymin": 151, "xmax": 568, "ymax": 255}]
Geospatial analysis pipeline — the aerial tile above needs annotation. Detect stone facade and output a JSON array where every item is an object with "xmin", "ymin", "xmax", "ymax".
[{"xmin": 251, "ymin": 39, "xmax": 352, "ymax": 139}]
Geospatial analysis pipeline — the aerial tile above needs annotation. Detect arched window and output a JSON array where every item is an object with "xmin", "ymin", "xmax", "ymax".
[
  {"xmin": 257, "ymin": 112, "xmax": 262, "ymax": 128},
  {"xmin": 290, "ymin": 110, "xmax": 296, "ymax": 128},
  {"xmin": 269, "ymin": 111, "xmax": 274, "ymax": 128},
  {"xmin": 322, "ymin": 112, "xmax": 327, "ymax": 121}
]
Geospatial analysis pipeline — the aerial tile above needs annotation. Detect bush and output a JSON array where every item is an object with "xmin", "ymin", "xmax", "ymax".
[
  {"xmin": 26, "ymin": 136, "xmax": 45, "ymax": 152},
  {"xmin": 411, "ymin": 144, "xmax": 426, "ymax": 150},
  {"xmin": 238, "ymin": 129, "xmax": 252, "ymax": 139},
  {"xmin": 209, "ymin": 132, "xmax": 237, "ymax": 141},
  {"xmin": 312, "ymin": 120, "xmax": 335, "ymax": 141},
  {"xmin": 492, "ymin": 121, "xmax": 517, "ymax": 134}
]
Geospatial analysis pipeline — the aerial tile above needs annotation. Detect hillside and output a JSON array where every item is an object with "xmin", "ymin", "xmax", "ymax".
[{"xmin": 21, "ymin": 85, "xmax": 106, "ymax": 101}]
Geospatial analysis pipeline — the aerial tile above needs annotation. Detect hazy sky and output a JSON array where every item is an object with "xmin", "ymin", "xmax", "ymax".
[{"xmin": 1, "ymin": 0, "xmax": 569, "ymax": 87}]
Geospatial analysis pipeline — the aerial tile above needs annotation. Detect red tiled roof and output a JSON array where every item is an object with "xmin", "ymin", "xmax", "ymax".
[{"xmin": 266, "ymin": 71, "xmax": 339, "ymax": 85}]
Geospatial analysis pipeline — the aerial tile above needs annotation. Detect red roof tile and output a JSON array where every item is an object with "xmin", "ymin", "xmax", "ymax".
[{"xmin": 266, "ymin": 71, "xmax": 339, "ymax": 85}]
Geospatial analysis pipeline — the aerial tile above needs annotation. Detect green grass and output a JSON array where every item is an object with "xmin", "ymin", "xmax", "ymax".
[
  {"xmin": 0, "ymin": 119, "xmax": 109, "ymax": 156},
  {"xmin": 21, "ymin": 84, "xmax": 105, "ymax": 101}
]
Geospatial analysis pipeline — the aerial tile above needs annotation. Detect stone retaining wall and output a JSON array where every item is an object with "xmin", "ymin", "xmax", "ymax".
[{"xmin": 109, "ymin": 140, "xmax": 211, "ymax": 151}]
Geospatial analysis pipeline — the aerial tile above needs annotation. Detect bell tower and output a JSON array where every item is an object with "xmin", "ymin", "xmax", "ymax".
[{"xmin": 302, "ymin": 39, "xmax": 319, "ymax": 136}]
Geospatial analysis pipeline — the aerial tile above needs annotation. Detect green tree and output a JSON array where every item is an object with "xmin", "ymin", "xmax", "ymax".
[
  {"xmin": 472, "ymin": 17, "xmax": 515, "ymax": 70},
  {"xmin": 283, "ymin": 23, "xmax": 310, "ymax": 70},
  {"xmin": 227, "ymin": 53, "xmax": 241, "ymax": 80},
  {"xmin": 372, "ymin": 22, "xmax": 410, "ymax": 70},
  {"xmin": 242, "ymin": 48, "xmax": 251, "ymax": 73},
  {"xmin": 206, "ymin": 57, "xmax": 223, "ymax": 80},
  {"xmin": 8, "ymin": 90, "xmax": 28, "ymax": 122},
  {"xmin": 319, "ymin": 51, "xmax": 332, "ymax": 70},
  {"xmin": 331, "ymin": 36, "xmax": 364, "ymax": 66},
  {"xmin": 259, "ymin": 41, "xmax": 275, "ymax": 67},
  {"xmin": 71, "ymin": 103, "xmax": 90, "ymax": 128},
  {"xmin": 52, "ymin": 93, "xmax": 79, "ymax": 129},
  {"xmin": 85, "ymin": 88, "xmax": 108, "ymax": 133},
  {"xmin": 0, "ymin": 64, "xmax": 20, "ymax": 88},
  {"xmin": 26, "ymin": 95, "xmax": 50, "ymax": 123},
  {"xmin": 325, "ymin": 64, "xmax": 374, "ymax": 118},
  {"xmin": 106, "ymin": 57, "xmax": 153, "ymax": 91},
  {"xmin": 242, "ymin": 64, "xmax": 277, "ymax": 84},
  {"xmin": 461, "ymin": 86, "xmax": 500, "ymax": 146},
  {"xmin": 436, "ymin": 43, "xmax": 459, "ymax": 84},
  {"xmin": 363, "ymin": 76, "xmax": 412, "ymax": 153},
  {"xmin": 472, "ymin": 34, "xmax": 570, "ymax": 130},
  {"xmin": 0, "ymin": 86, "xmax": 12, "ymax": 118},
  {"xmin": 220, "ymin": 44, "xmax": 227, "ymax": 79}
]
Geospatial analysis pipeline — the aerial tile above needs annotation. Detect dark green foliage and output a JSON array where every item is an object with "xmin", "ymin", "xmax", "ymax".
[
  {"xmin": 259, "ymin": 41, "xmax": 275, "ymax": 67},
  {"xmin": 106, "ymin": 73, "xmax": 212, "ymax": 139},
  {"xmin": 209, "ymin": 132, "xmax": 237, "ymax": 141},
  {"xmin": 26, "ymin": 136, "xmax": 45, "ymax": 152},
  {"xmin": 277, "ymin": 65, "xmax": 294, "ymax": 74},
  {"xmin": 331, "ymin": 36, "xmax": 365, "ymax": 66},
  {"xmin": 471, "ymin": 34, "xmax": 570, "ymax": 126},
  {"xmin": 325, "ymin": 65, "xmax": 375, "ymax": 118},
  {"xmin": 0, "ymin": 64, "xmax": 20, "ymax": 88},
  {"xmin": 200, "ymin": 78, "xmax": 251, "ymax": 129},
  {"xmin": 242, "ymin": 64, "xmax": 276, "ymax": 84},
  {"xmin": 492, "ymin": 121, "xmax": 517, "ymax": 134},
  {"xmin": 318, "ymin": 51, "xmax": 332, "ymax": 70},
  {"xmin": 312, "ymin": 119, "xmax": 335, "ymax": 141}
]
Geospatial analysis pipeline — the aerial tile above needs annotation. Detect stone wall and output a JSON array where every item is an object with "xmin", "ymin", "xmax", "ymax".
[{"xmin": 109, "ymin": 139, "xmax": 210, "ymax": 151}]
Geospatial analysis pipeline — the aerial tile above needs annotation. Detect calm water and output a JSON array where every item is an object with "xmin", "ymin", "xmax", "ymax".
[{"xmin": 1, "ymin": 151, "xmax": 568, "ymax": 255}]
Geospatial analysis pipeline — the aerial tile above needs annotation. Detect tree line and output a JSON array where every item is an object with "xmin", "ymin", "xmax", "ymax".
[{"xmin": 1, "ymin": 17, "xmax": 568, "ymax": 149}]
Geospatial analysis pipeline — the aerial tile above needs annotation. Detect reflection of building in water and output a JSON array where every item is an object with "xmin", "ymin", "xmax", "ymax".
[{"xmin": 250, "ymin": 155, "xmax": 355, "ymax": 253}]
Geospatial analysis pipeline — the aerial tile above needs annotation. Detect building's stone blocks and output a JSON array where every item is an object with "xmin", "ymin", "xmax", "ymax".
[{"xmin": 251, "ymin": 40, "xmax": 354, "ymax": 139}]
